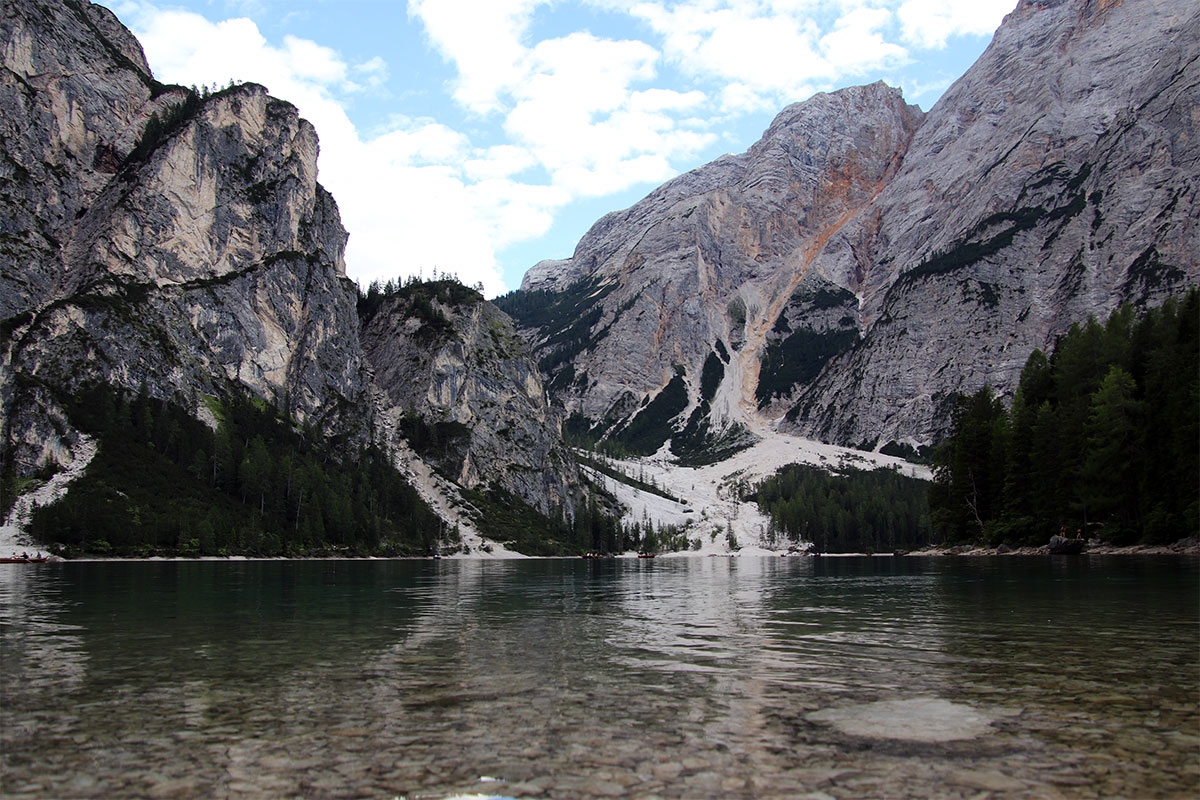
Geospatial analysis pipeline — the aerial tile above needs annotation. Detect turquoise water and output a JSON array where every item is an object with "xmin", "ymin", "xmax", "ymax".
[{"xmin": 1, "ymin": 556, "xmax": 1196, "ymax": 798}]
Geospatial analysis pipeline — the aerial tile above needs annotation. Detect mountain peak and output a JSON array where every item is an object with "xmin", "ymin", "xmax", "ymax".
[{"xmin": 506, "ymin": 0, "xmax": 1198, "ymax": 454}]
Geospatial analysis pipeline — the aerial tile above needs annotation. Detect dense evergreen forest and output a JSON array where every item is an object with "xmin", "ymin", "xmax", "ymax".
[
  {"xmin": 751, "ymin": 463, "xmax": 934, "ymax": 553},
  {"xmin": 930, "ymin": 290, "xmax": 1199, "ymax": 546},
  {"xmin": 26, "ymin": 385, "xmax": 445, "ymax": 557}
]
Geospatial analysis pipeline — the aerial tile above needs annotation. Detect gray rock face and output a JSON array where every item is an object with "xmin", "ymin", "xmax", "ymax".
[
  {"xmin": 1, "ymin": 0, "xmax": 582, "ymax": 530},
  {"xmin": 361, "ymin": 284, "xmax": 584, "ymax": 519},
  {"xmin": 513, "ymin": 0, "xmax": 1199, "ymax": 450},
  {"xmin": 790, "ymin": 0, "xmax": 1200, "ymax": 446},
  {"xmin": 519, "ymin": 259, "xmax": 575, "ymax": 292},
  {"xmin": 509, "ymin": 82, "xmax": 922, "ymax": 452},
  {"xmin": 0, "ymin": 1, "xmax": 353, "ymax": 474},
  {"xmin": 2, "ymin": 5, "xmax": 371, "ymax": 472},
  {"xmin": 0, "ymin": 0, "xmax": 157, "ymax": 319}
]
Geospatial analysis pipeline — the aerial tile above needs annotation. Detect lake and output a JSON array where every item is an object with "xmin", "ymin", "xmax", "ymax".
[{"xmin": 1, "ymin": 556, "xmax": 1196, "ymax": 799}]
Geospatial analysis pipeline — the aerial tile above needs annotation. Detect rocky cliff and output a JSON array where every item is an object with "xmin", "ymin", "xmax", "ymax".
[
  {"xmin": 789, "ymin": 0, "xmax": 1200, "ymax": 446},
  {"xmin": 1, "ymin": 0, "xmax": 583, "ymax": 546},
  {"xmin": 504, "ymin": 0, "xmax": 1199, "ymax": 452},
  {"xmin": 2, "ymin": 0, "xmax": 370, "ymax": 482},
  {"xmin": 360, "ymin": 280, "xmax": 583, "ymax": 520},
  {"xmin": 503, "ymin": 82, "xmax": 924, "ymax": 457}
]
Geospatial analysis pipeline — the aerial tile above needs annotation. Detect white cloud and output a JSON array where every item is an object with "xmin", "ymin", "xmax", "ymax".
[
  {"xmin": 280, "ymin": 35, "xmax": 347, "ymax": 85},
  {"xmin": 369, "ymin": 120, "xmax": 470, "ymax": 165},
  {"xmin": 600, "ymin": 0, "xmax": 1010, "ymax": 111},
  {"xmin": 821, "ymin": 6, "xmax": 909, "ymax": 76},
  {"xmin": 405, "ymin": 4, "xmax": 719, "ymax": 193},
  {"xmin": 463, "ymin": 145, "xmax": 539, "ymax": 182},
  {"xmin": 622, "ymin": 0, "xmax": 916, "ymax": 112},
  {"xmin": 126, "ymin": 8, "xmax": 340, "ymax": 98},
  {"xmin": 631, "ymin": 3, "xmax": 826, "ymax": 90},
  {"xmin": 501, "ymin": 32, "xmax": 713, "ymax": 195},
  {"xmin": 353, "ymin": 56, "xmax": 390, "ymax": 90},
  {"xmin": 407, "ymin": 0, "xmax": 544, "ymax": 114},
  {"xmin": 897, "ymin": 0, "xmax": 1014, "ymax": 49}
]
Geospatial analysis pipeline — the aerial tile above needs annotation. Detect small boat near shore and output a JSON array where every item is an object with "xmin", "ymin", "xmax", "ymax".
[{"xmin": 1, "ymin": 554, "xmax": 48, "ymax": 564}]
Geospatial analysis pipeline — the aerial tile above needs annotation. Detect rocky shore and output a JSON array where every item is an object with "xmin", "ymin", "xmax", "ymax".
[{"xmin": 907, "ymin": 537, "xmax": 1200, "ymax": 557}]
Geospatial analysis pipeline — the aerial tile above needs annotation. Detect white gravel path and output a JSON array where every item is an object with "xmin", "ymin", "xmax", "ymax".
[{"xmin": 0, "ymin": 434, "xmax": 97, "ymax": 556}]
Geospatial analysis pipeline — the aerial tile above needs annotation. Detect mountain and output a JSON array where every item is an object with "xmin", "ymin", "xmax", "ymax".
[
  {"xmin": 2, "ymin": 0, "xmax": 369, "ymax": 465},
  {"xmin": 0, "ymin": 0, "xmax": 584, "ymax": 554},
  {"xmin": 788, "ymin": 0, "xmax": 1200, "ymax": 447},
  {"xmin": 359, "ymin": 279, "xmax": 582, "ymax": 520},
  {"xmin": 499, "ymin": 0, "xmax": 1199, "ymax": 454},
  {"xmin": 4, "ymin": 0, "xmax": 1196, "ymax": 556}
]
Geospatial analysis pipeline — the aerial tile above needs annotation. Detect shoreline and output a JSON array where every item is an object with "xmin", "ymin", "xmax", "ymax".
[
  {"xmin": 6, "ymin": 538, "xmax": 1199, "ymax": 564},
  {"xmin": 901, "ymin": 538, "xmax": 1200, "ymax": 557}
]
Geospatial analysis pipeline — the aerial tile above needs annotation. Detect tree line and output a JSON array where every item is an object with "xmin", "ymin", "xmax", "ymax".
[
  {"xmin": 751, "ymin": 463, "xmax": 934, "ymax": 553},
  {"xmin": 929, "ymin": 290, "xmax": 1198, "ymax": 546},
  {"xmin": 356, "ymin": 273, "xmax": 483, "ymax": 324}
]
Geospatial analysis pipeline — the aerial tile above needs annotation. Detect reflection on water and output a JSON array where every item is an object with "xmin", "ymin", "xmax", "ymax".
[{"xmin": 1, "ymin": 556, "xmax": 1196, "ymax": 798}]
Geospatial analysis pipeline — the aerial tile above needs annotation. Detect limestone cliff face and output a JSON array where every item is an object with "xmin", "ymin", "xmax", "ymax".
[
  {"xmin": 504, "ymin": 82, "xmax": 923, "ymax": 454},
  {"xmin": 360, "ymin": 283, "xmax": 584, "ymax": 519},
  {"xmin": 2, "ymin": 0, "xmax": 154, "ymax": 318},
  {"xmin": 2, "ymin": 1, "xmax": 370, "ymax": 477},
  {"xmin": 3, "ymin": 0, "xmax": 582, "ymax": 534},
  {"xmin": 787, "ymin": 0, "xmax": 1200, "ymax": 446},
  {"xmin": 511, "ymin": 0, "xmax": 1199, "ymax": 451}
]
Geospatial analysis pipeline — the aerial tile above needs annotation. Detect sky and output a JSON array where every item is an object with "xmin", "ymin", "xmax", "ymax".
[{"xmin": 105, "ymin": 0, "xmax": 1016, "ymax": 296}]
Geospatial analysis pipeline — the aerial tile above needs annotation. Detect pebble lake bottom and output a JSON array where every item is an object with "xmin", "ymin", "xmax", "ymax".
[{"xmin": 1, "ymin": 556, "xmax": 1196, "ymax": 799}]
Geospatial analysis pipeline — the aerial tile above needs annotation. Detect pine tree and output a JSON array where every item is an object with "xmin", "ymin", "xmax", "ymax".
[
  {"xmin": 1080, "ymin": 366, "xmax": 1143, "ymax": 538},
  {"xmin": 239, "ymin": 435, "xmax": 272, "ymax": 514},
  {"xmin": 930, "ymin": 387, "xmax": 1007, "ymax": 542}
]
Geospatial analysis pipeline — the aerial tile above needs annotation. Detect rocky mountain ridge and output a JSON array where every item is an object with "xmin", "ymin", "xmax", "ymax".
[
  {"xmin": 504, "ymin": 0, "xmax": 1199, "ymax": 452},
  {"xmin": 1, "ymin": 0, "xmax": 583, "ymax": 549},
  {"xmin": 790, "ymin": 0, "xmax": 1200, "ymax": 445},
  {"xmin": 3, "ymin": 0, "xmax": 1196, "ymax": 555}
]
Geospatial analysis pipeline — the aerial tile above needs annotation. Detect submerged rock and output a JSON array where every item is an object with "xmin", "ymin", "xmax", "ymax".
[{"xmin": 806, "ymin": 697, "xmax": 1002, "ymax": 742}]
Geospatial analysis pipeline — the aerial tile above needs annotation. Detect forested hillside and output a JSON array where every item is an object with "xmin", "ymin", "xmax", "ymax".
[{"xmin": 25, "ymin": 386, "xmax": 443, "ymax": 557}]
